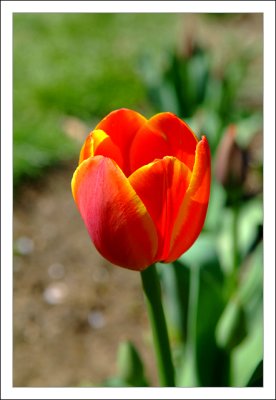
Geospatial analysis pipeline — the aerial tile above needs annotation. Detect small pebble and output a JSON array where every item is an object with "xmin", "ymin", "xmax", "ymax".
[
  {"xmin": 88, "ymin": 310, "xmax": 105, "ymax": 329},
  {"xmin": 48, "ymin": 263, "xmax": 65, "ymax": 280},
  {"xmin": 43, "ymin": 282, "xmax": 68, "ymax": 305},
  {"xmin": 14, "ymin": 236, "xmax": 34, "ymax": 255}
]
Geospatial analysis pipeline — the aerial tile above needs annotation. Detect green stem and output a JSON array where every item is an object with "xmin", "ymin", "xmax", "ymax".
[
  {"xmin": 233, "ymin": 205, "xmax": 239, "ymax": 273},
  {"xmin": 140, "ymin": 264, "xmax": 175, "ymax": 387},
  {"xmin": 186, "ymin": 264, "xmax": 199, "ymax": 363},
  {"xmin": 226, "ymin": 204, "xmax": 241, "ymax": 298},
  {"xmin": 231, "ymin": 205, "xmax": 240, "ymax": 291}
]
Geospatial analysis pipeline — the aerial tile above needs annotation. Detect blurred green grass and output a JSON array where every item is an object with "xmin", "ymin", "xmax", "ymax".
[{"xmin": 13, "ymin": 13, "xmax": 183, "ymax": 185}]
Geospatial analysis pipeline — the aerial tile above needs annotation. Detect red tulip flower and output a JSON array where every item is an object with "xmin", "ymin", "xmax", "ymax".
[{"xmin": 72, "ymin": 109, "xmax": 211, "ymax": 271}]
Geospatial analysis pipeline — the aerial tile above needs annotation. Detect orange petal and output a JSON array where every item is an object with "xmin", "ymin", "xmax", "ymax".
[
  {"xmin": 72, "ymin": 155, "xmax": 158, "ymax": 270},
  {"xmin": 95, "ymin": 109, "xmax": 147, "ymax": 176},
  {"xmin": 165, "ymin": 136, "xmax": 211, "ymax": 262},
  {"xmin": 130, "ymin": 112, "xmax": 198, "ymax": 173},
  {"xmin": 79, "ymin": 129, "xmax": 124, "ymax": 170},
  {"xmin": 79, "ymin": 132, "xmax": 94, "ymax": 164},
  {"xmin": 129, "ymin": 156, "xmax": 191, "ymax": 261}
]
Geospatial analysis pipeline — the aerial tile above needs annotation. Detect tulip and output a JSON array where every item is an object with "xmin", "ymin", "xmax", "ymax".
[{"xmin": 71, "ymin": 108, "xmax": 211, "ymax": 271}]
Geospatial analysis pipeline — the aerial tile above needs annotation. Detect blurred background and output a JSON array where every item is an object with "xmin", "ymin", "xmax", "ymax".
[{"xmin": 13, "ymin": 13, "xmax": 263, "ymax": 387}]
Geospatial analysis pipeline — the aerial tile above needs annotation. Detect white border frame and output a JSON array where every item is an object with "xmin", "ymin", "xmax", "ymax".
[{"xmin": 1, "ymin": 1, "xmax": 275, "ymax": 399}]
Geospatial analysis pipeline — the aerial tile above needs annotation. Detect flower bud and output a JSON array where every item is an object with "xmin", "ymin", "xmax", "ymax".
[
  {"xmin": 215, "ymin": 124, "xmax": 247, "ymax": 191},
  {"xmin": 72, "ymin": 109, "xmax": 211, "ymax": 270}
]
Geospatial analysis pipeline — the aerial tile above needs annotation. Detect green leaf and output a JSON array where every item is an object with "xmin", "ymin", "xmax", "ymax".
[
  {"xmin": 246, "ymin": 360, "xmax": 263, "ymax": 387},
  {"xmin": 235, "ymin": 114, "xmax": 263, "ymax": 149},
  {"xmin": 193, "ymin": 108, "xmax": 223, "ymax": 153},
  {"xmin": 239, "ymin": 243, "xmax": 263, "ymax": 311},
  {"xmin": 203, "ymin": 179, "xmax": 226, "ymax": 233},
  {"xmin": 216, "ymin": 199, "xmax": 263, "ymax": 276},
  {"xmin": 178, "ymin": 234, "xmax": 230, "ymax": 386},
  {"xmin": 238, "ymin": 199, "xmax": 263, "ymax": 261},
  {"xmin": 177, "ymin": 344, "xmax": 200, "ymax": 387},
  {"xmin": 103, "ymin": 376, "xmax": 129, "ymax": 387},
  {"xmin": 117, "ymin": 341, "xmax": 149, "ymax": 387},
  {"xmin": 231, "ymin": 313, "xmax": 263, "ymax": 387},
  {"xmin": 230, "ymin": 244, "xmax": 263, "ymax": 386},
  {"xmin": 216, "ymin": 297, "xmax": 247, "ymax": 351},
  {"xmin": 157, "ymin": 261, "xmax": 190, "ymax": 343}
]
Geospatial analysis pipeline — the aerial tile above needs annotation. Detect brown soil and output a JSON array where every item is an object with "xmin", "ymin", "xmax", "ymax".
[{"xmin": 13, "ymin": 162, "xmax": 157, "ymax": 387}]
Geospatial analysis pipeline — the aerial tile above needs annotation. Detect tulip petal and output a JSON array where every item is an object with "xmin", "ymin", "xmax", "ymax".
[
  {"xmin": 129, "ymin": 156, "xmax": 191, "ymax": 261},
  {"xmin": 95, "ymin": 109, "xmax": 147, "ymax": 176},
  {"xmin": 79, "ymin": 129, "xmax": 124, "ymax": 170},
  {"xmin": 79, "ymin": 132, "xmax": 93, "ymax": 164},
  {"xmin": 165, "ymin": 136, "xmax": 211, "ymax": 262},
  {"xmin": 130, "ymin": 112, "xmax": 198, "ymax": 173},
  {"xmin": 72, "ymin": 155, "xmax": 158, "ymax": 270}
]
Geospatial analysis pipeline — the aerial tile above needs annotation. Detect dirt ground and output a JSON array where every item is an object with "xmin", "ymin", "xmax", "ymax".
[{"xmin": 13, "ymin": 162, "xmax": 157, "ymax": 387}]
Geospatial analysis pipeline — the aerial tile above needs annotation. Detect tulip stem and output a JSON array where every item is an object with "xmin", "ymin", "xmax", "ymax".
[
  {"xmin": 140, "ymin": 264, "xmax": 175, "ymax": 387},
  {"xmin": 233, "ymin": 205, "xmax": 240, "ymax": 272}
]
